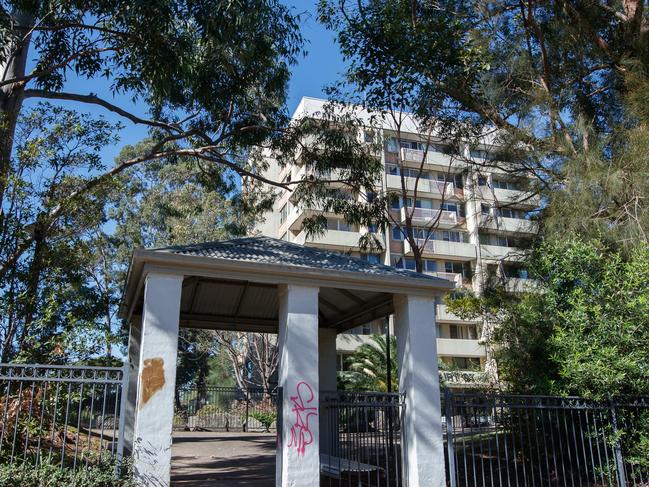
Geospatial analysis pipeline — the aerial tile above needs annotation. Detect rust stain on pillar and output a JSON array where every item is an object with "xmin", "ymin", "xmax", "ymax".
[{"xmin": 140, "ymin": 358, "xmax": 165, "ymax": 406}]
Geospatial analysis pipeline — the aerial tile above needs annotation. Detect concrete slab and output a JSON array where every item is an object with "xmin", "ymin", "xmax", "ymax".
[{"xmin": 171, "ymin": 431, "xmax": 276, "ymax": 486}]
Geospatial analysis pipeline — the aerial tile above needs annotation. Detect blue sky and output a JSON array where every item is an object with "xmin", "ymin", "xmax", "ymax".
[{"xmin": 21, "ymin": 1, "xmax": 345, "ymax": 165}]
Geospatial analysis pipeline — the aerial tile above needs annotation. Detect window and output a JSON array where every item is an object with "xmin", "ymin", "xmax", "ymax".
[
  {"xmin": 478, "ymin": 176, "xmax": 487, "ymax": 186},
  {"xmin": 451, "ymin": 357, "xmax": 481, "ymax": 371},
  {"xmin": 481, "ymin": 203, "xmax": 491, "ymax": 215},
  {"xmin": 367, "ymin": 222, "xmax": 378, "ymax": 233},
  {"xmin": 348, "ymin": 323, "xmax": 372, "ymax": 335},
  {"xmin": 497, "ymin": 207, "xmax": 527, "ymax": 219},
  {"xmin": 445, "ymin": 261, "xmax": 471, "ymax": 277},
  {"xmin": 386, "ymin": 138, "xmax": 399, "ymax": 153},
  {"xmin": 360, "ymin": 254, "xmax": 381, "ymax": 264},
  {"xmin": 392, "ymin": 226, "xmax": 404, "ymax": 241},
  {"xmin": 454, "ymin": 173, "xmax": 464, "ymax": 189},
  {"xmin": 492, "ymin": 178, "xmax": 522, "ymax": 191},
  {"xmin": 442, "ymin": 230, "xmax": 462, "ymax": 242},
  {"xmin": 450, "ymin": 325, "xmax": 479, "ymax": 340},
  {"xmin": 279, "ymin": 203, "xmax": 288, "ymax": 225},
  {"xmin": 503, "ymin": 265, "xmax": 530, "ymax": 279},
  {"xmin": 327, "ymin": 218, "xmax": 357, "ymax": 232},
  {"xmin": 366, "ymin": 191, "xmax": 376, "ymax": 203},
  {"xmin": 386, "ymin": 165, "xmax": 431, "ymax": 179},
  {"xmin": 404, "ymin": 258, "xmax": 416, "ymax": 270},
  {"xmin": 496, "ymin": 235, "xmax": 509, "ymax": 247},
  {"xmin": 423, "ymin": 260, "xmax": 437, "ymax": 272},
  {"xmin": 441, "ymin": 202, "xmax": 458, "ymax": 214}
]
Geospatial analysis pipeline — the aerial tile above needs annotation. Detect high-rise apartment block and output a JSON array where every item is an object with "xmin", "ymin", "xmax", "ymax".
[{"xmin": 255, "ymin": 97, "xmax": 539, "ymax": 388}]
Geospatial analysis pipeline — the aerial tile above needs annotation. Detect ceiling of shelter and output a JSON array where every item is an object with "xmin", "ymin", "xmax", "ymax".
[{"xmin": 175, "ymin": 276, "xmax": 394, "ymax": 334}]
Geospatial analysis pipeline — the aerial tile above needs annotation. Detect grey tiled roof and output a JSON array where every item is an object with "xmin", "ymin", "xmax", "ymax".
[{"xmin": 153, "ymin": 236, "xmax": 446, "ymax": 283}]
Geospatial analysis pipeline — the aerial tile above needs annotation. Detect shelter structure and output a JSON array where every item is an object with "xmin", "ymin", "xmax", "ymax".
[{"xmin": 119, "ymin": 236, "xmax": 454, "ymax": 487}]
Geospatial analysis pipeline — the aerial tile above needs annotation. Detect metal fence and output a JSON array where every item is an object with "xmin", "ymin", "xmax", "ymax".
[
  {"xmin": 0, "ymin": 363, "xmax": 127, "ymax": 469},
  {"xmin": 320, "ymin": 391, "xmax": 405, "ymax": 487},
  {"xmin": 174, "ymin": 386, "xmax": 278, "ymax": 432},
  {"xmin": 444, "ymin": 391, "xmax": 649, "ymax": 487}
]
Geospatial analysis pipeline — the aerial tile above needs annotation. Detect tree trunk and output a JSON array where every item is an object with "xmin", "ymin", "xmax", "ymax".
[
  {"xmin": 17, "ymin": 227, "xmax": 46, "ymax": 354},
  {"xmin": 0, "ymin": 12, "xmax": 33, "ymax": 216}
]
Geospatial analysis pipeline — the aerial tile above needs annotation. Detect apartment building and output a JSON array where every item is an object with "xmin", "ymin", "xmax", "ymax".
[{"xmin": 256, "ymin": 97, "xmax": 540, "ymax": 388}]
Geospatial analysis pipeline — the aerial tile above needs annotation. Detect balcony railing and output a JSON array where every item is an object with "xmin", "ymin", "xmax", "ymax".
[
  {"xmin": 435, "ymin": 304, "xmax": 479, "ymax": 322},
  {"xmin": 437, "ymin": 338, "xmax": 484, "ymax": 357},
  {"xmin": 404, "ymin": 238, "xmax": 477, "ymax": 260},
  {"xmin": 400, "ymin": 147, "xmax": 455, "ymax": 167},
  {"xmin": 294, "ymin": 229, "xmax": 365, "ymax": 250},
  {"xmin": 424, "ymin": 271, "xmax": 462, "ymax": 287},
  {"xmin": 385, "ymin": 174, "xmax": 455, "ymax": 197},
  {"xmin": 479, "ymin": 214, "xmax": 538, "ymax": 234},
  {"xmin": 399, "ymin": 207, "xmax": 458, "ymax": 226}
]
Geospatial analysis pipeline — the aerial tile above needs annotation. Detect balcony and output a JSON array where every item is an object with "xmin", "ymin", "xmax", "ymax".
[
  {"xmin": 477, "ymin": 186, "xmax": 541, "ymax": 208},
  {"xmin": 480, "ymin": 215, "xmax": 538, "ymax": 234},
  {"xmin": 437, "ymin": 338, "xmax": 484, "ymax": 358},
  {"xmin": 505, "ymin": 277, "xmax": 540, "ymax": 293},
  {"xmin": 385, "ymin": 174, "xmax": 454, "ymax": 198},
  {"xmin": 400, "ymin": 147, "xmax": 455, "ymax": 169},
  {"xmin": 436, "ymin": 304, "xmax": 479, "ymax": 323},
  {"xmin": 480, "ymin": 245, "xmax": 529, "ymax": 262},
  {"xmin": 404, "ymin": 238, "xmax": 477, "ymax": 261},
  {"xmin": 294, "ymin": 229, "xmax": 366, "ymax": 251},
  {"xmin": 439, "ymin": 370, "xmax": 491, "ymax": 388},
  {"xmin": 336, "ymin": 334, "xmax": 374, "ymax": 352},
  {"xmin": 400, "ymin": 207, "xmax": 458, "ymax": 228},
  {"xmin": 424, "ymin": 272, "xmax": 462, "ymax": 288}
]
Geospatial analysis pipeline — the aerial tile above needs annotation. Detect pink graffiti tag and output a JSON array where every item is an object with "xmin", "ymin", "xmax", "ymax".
[{"xmin": 287, "ymin": 381, "xmax": 318, "ymax": 457}]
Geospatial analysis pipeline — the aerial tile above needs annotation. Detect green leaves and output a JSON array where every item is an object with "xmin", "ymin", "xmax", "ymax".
[{"xmin": 491, "ymin": 238, "xmax": 649, "ymax": 399}]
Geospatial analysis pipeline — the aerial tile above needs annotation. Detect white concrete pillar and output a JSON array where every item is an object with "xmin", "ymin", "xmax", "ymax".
[
  {"xmin": 393, "ymin": 294, "xmax": 445, "ymax": 487},
  {"xmin": 318, "ymin": 328, "xmax": 337, "ymax": 455},
  {"xmin": 123, "ymin": 315, "xmax": 142, "ymax": 456},
  {"xmin": 132, "ymin": 272, "xmax": 183, "ymax": 487},
  {"xmin": 276, "ymin": 284, "xmax": 320, "ymax": 487}
]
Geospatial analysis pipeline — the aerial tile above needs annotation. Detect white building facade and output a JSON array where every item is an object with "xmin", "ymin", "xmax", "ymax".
[{"xmin": 256, "ymin": 97, "xmax": 540, "ymax": 387}]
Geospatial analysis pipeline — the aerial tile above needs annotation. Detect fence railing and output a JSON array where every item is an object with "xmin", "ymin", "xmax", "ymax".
[
  {"xmin": 320, "ymin": 391, "xmax": 405, "ymax": 487},
  {"xmin": 174, "ymin": 386, "xmax": 278, "ymax": 432},
  {"xmin": 0, "ymin": 363, "xmax": 127, "ymax": 469},
  {"xmin": 443, "ymin": 391, "xmax": 649, "ymax": 487}
]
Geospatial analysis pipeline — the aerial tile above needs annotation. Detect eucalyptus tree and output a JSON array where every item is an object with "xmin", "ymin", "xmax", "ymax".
[{"xmin": 0, "ymin": 0, "xmax": 305, "ymax": 279}]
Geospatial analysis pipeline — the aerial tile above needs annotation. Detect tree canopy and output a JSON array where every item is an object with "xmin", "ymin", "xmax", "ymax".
[{"xmin": 318, "ymin": 0, "xmax": 649, "ymax": 248}]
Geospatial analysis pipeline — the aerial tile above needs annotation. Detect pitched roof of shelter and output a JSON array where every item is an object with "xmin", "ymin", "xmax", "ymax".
[{"xmin": 152, "ymin": 236, "xmax": 446, "ymax": 283}]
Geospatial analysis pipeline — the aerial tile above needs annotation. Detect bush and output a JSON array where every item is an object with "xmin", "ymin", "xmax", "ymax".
[
  {"xmin": 0, "ymin": 459, "xmax": 133, "ymax": 487},
  {"xmin": 248, "ymin": 411, "xmax": 276, "ymax": 432}
]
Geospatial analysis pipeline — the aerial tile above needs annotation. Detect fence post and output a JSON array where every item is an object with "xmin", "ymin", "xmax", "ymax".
[
  {"xmin": 115, "ymin": 363, "xmax": 129, "ymax": 472},
  {"xmin": 445, "ymin": 388, "xmax": 457, "ymax": 487},
  {"xmin": 609, "ymin": 399, "xmax": 627, "ymax": 486},
  {"xmin": 244, "ymin": 388, "xmax": 250, "ymax": 432}
]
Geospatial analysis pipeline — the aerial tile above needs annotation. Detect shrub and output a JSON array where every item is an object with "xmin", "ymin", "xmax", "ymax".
[
  {"xmin": 0, "ymin": 459, "xmax": 133, "ymax": 487},
  {"xmin": 249, "ymin": 411, "xmax": 276, "ymax": 432}
]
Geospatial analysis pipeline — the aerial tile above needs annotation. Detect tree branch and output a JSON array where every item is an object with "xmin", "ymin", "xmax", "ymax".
[{"xmin": 23, "ymin": 89, "xmax": 181, "ymax": 133}]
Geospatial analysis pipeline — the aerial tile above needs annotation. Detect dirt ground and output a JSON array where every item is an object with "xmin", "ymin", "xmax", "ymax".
[{"xmin": 171, "ymin": 431, "xmax": 276, "ymax": 486}]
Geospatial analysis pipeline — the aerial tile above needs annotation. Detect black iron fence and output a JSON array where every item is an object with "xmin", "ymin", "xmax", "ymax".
[
  {"xmin": 174, "ymin": 386, "xmax": 278, "ymax": 432},
  {"xmin": 444, "ymin": 391, "xmax": 649, "ymax": 487},
  {"xmin": 320, "ymin": 391, "xmax": 405, "ymax": 487},
  {"xmin": 0, "ymin": 363, "xmax": 127, "ymax": 469}
]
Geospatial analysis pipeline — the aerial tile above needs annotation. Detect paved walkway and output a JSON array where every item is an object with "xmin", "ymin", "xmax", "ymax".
[{"xmin": 171, "ymin": 431, "xmax": 276, "ymax": 486}]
